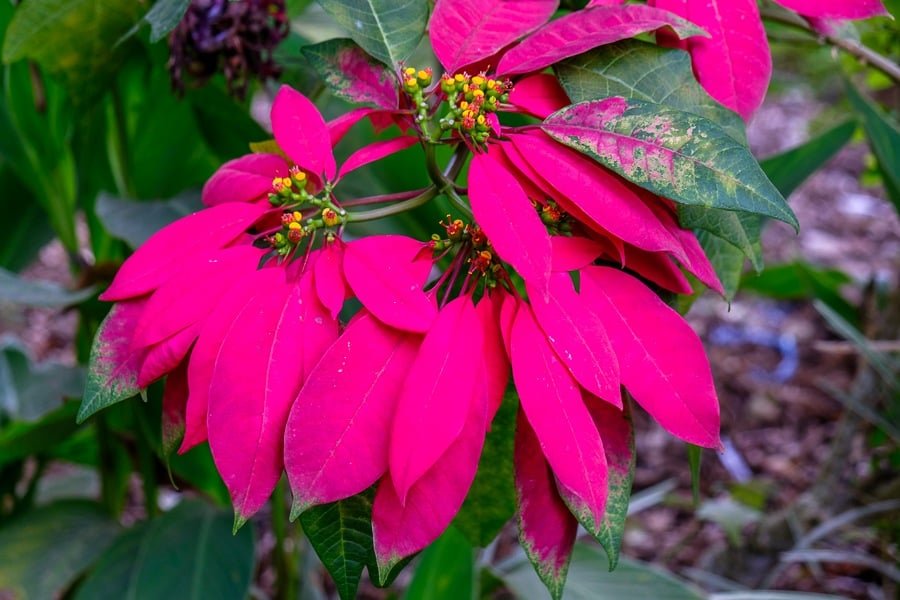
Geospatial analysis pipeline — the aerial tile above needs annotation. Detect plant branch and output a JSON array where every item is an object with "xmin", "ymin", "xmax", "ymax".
[
  {"xmin": 345, "ymin": 186, "xmax": 439, "ymax": 222},
  {"xmin": 760, "ymin": 6, "xmax": 900, "ymax": 83}
]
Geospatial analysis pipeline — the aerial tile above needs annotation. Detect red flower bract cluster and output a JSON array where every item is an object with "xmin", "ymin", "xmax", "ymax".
[{"xmin": 88, "ymin": 0, "xmax": 879, "ymax": 593}]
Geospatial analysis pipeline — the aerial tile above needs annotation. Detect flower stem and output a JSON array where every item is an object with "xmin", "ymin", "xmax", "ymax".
[
  {"xmin": 272, "ymin": 479, "xmax": 297, "ymax": 600},
  {"xmin": 759, "ymin": 5, "xmax": 900, "ymax": 83},
  {"xmin": 345, "ymin": 186, "xmax": 439, "ymax": 222},
  {"xmin": 341, "ymin": 188, "xmax": 430, "ymax": 208}
]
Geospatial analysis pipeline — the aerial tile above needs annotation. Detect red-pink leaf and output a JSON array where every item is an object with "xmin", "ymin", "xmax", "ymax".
[
  {"xmin": 652, "ymin": 0, "xmax": 770, "ymax": 120},
  {"xmin": 429, "ymin": 0, "xmax": 559, "ymax": 73},
  {"xmin": 477, "ymin": 293, "xmax": 510, "ymax": 420},
  {"xmin": 328, "ymin": 107, "xmax": 376, "ymax": 146},
  {"xmin": 313, "ymin": 239, "xmax": 349, "ymax": 319},
  {"xmin": 284, "ymin": 313, "xmax": 420, "ymax": 514},
  {"xmin": 508, "ymin": 134, "xmax": 684, "ymax": 256},
  {"xmin": 373, "ymin": 384, "xmax": 488, "ymax": 576},
  {"xmin": 101, "ymin": 203, "xmax": 266, "ymax": 301},
  {"xmin": 137, "ymin": 324, "xmax": 199, "ymax": 387},
  {"xmin": 669, "ymin": 225, "xmax": 724, "ymax": 294},
  {"xmin": 621, "ymin": 246, "xmax": 693, "ymax": 295},
  {"xmin": 585, "ymin": 394, "xmax": 634, "ymax": 569},
  {"xmin": 508, "ymin": 73, "xmax": 570, "ymax": 119},
  {"xmin": 496, "ymin": 4, "xmax": 707, "ymax": 76},
  {"xmin": 78, "ymin": 298, "xmax": 150, "ymax": 423},
  {"xmin": 469, "ymin": 149, "xmax": 552, "ymax": 294},
  {"xmin": 202, "ymin": 153, "xmax": 289, "ymax": 207},
  {"xmin": 581, "ymin": 266, "xmax": 720, "ymax": 448},
  {"xmin": 162, "ymin": 359, "xmax": 189, "ymax": 457},
  {"xmin": 181, "ymin": 268, "xmax": 283, "ymax": 453},
  {"xmin": 305, "ymin": 38, "xmax": 399, "ymax": 108},
  {"xmin": 207, "ymin": 270, "xmax": 332, "ymax": 523},
  {"xmin": 551, "ymin": 236, "xmax": 604, "ymax": 272},
  {"xmin": 587, "ymin": 0, "xmax": 624, "ymax": 5},
  {"xmin": 515, "ymin": 409, "xmax": 577, "ymax": 600},
  {"xmin": 389, "ymin": 296, "xmax": 484, "ymax": 503},
  {"xmin": 526, "ymin": 272, "xmax": 621, "ymax": 407},
  {"xmin": 498, "ymin": 290, "xmax": 519, "ymax": 357},
  {"xmin": 343, "ymin": 235, "xmax": 437, "ymax": 333},
  {"xmin": 271, "ymin": 85, "xmax": 336, "ymax": 181},
  {"xmin": 772, "ymin": 0, "xmax": 887, "ymax": 19},
  {"xmin": 510, "ymin": 305, "xmax": 609, "ymax": 533},
  {"xmin": 132, "ymin": 246, "xmax": 263, "ymax": 349},
  {"xmin": 337, "ymin": 136, "xmax": 419, "ymax": 179}
]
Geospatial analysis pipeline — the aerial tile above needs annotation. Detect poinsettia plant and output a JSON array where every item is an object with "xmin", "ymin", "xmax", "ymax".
[{"xmin": 67, "ymin": 0, "xmax": 893, "ymax": 597}]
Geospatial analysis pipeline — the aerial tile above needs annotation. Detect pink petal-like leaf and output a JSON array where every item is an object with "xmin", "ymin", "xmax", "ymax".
[
  {"xmin": 581, "ymin": 266, "xmax": 720, "ymax": 448},
  {"xmin": 584, "ymin": 395, "xmax": 635, "ymax": 569},
  {"xmin": 526, "ymin": 273, "xmax": 621, "ymax": 407},
  {"xmin": 498, "ymin": 290, "xmax": 519, "ymax": 357},
  {"xmin": 587, "ymin": 0, "xmax": 624, "ymax": 5},
  {"xmin": 510, "ymin": 305, "xmax": 609, "ymax": 534},
  {"xmin": 284, "ymin": 313, "xmax": 420, "ymax": 514},
  {"xmin": 621, "ymin": 245, "xmax": 693, "ymax": 295},
  {"xmin": 469, "ymin": 149, "xmax": 552, "ymax": 294},
  {"xmin": 429, "ymin": 0, "xmax": 559, "ymax": 73},
  {"xmin": 551, "ymin": 236, "xmax": 604, "ymax": 272},
  {"xmin": 343, "ymin": 235, "xmax": 437, "ymax": 333},
  {"xmin": 772, "ymin": 0, "xmax": 887, "ymax": 20},
  {"xmin": 313, "ymin": 239, "xmax": 349, "ymax": 319},
  {"xmin": 162, "ymin": 359, "xmax": 189, "ymax": 457},
  {"xmin": 652, "ymin": 0, "xmax": 770, "ymax": 120},
  {"xmin": 669, "ymin": 224, "xmax": 724, "ymax": 294},
  {"xmin": 271, "ymin": 85, "xmax": 337, "ymax": 181},
  {"xmin": 328, "ymin": 107, "xmax": 376, "ymax": 146},
  {"xmin": 137, "ymin": 324, "xmax": 199, "ymax": 387},
  {"xmin": 303, "ymin": 38, "xmax": 399, "ymax": 108},
  {"xmin": 337, "ymin": 136, "xmax": 419, "ymax": 179},
  {"xmin": 202, "ymin": 153, "xmax": 289, "ymax": 207},
  {"xmin": 132, "ymin": 246, "xmax": 263, "ymax": 349},
  {"xmin": 389, "ymin": 296, "xmax": 484, "ymax": 503},
  {"xmin": 101, "ymin": 203, "xmax": 266, "ymax": 301},
  {"xmin": 373, "ymin": 385, "xmax": 488, "ymax": 576},
  {"xmin": 496, "ymin": 4, "xmax": 707, "ymax": 76},
  {"xmin": 78, "ymin": 298, "xmax": 150, "ymax": 423},
  {"xmin": 208, "ymin": 270, "xmax": 335, "ymax": 524},
  {"xmin": 182, "ymin": 269, "xmax": 283, "ymax": 453},
  {"xmin": 509, "ymin": 133, "xmax": 684, "ymax": 257},
  {"xmin": 477, "ymin": 293, "xmax": 510, "ymax": 420},
  {"xmin": 508, "ymin": 73, "xmax": 570, "ymax": 119},
  {"xmin": 515, "ymin": 409, "xmax": 577, "ymax": 600}
]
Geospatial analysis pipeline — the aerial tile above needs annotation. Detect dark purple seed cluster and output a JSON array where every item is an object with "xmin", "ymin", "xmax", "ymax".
[{"xmin": 168, "ymin": 0, "xmax": 289, "ymax": 99}]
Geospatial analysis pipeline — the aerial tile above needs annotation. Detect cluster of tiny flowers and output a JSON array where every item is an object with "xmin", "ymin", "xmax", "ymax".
[
  {"xmin": 438, "ymin": 72, "xmax": 510, "ymax": 143},
  {"xmin": 267, "ymin": 167, "xmax": 344, "ymax": 256}
]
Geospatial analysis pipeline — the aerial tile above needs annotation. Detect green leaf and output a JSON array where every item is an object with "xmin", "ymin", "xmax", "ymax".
[
  {"xmin": 679, "ymin": 207, "xmax": 762, "ymax": 272},
  {"xmin": 300, "ymin": 493, "xmax": 374, "ymax": 600},
  {"xmin": 844, "ymin": 81, "xmax": 900, "ymax": 211},
  {"xmin": 2, "ymin": 0, "xmax": 142, "ymax": 104},
  {"xmin": 453, "ymin": 391, "xmax": 517, "ymax": 547},
  {"xmin": 404, "ymin": 527, "xmax": 474, "ymax": 600},
  {"xmin": 543, "ymin": 99, "xmax": 798, "ymax": 230},
  {"xmin": 555, "ymin": 40, "xmax": 746, "ymax": 144},
  {"xmin": 741, "ymin": 261, "xmax": 856, "ymax": 325},
  {"xmin": 74, "ymin": 500, "xmax": 255, "ymax": 600},
  {"xmin": 0, "ymin": 402, "xmax": 82, "ymax": 467},
  {"xmin": 95, "ymin": 192, "xmax": 202, "ymax": 249},
  {"xmin": 0, "ymin": 338, "xmax": 84, "ymax": 421},
  {"xmin": 0, "ymin": 501, "xmax": 121, "ymax": 599},
  {"xmin": 0, "ymin": 267, "xmax": 96, "ymax": 307},
  {"xmin": 316, "ymin": 0, "xmax": 429, "ymax": 67},
  {"xmin": 187, "ymin": 84, "xmax": 267, "ymax": 161},
  {"xmin": 302, "ymin": 38, "xmax": 399, "ymax": 108},
  {"xmin": 695, "ymin": 231, "xmax": 744, "ymax": 302},
  {"xmin": 760, "ymin": 120, "xmax": 857, "ymax": 198},
  {"xmin": 687, "ymin": 444, "xmax": 702, "ymax": 507},
  {"xmin": 141, "ymin": 0, "xmax": 191, "ymax": 43},
  {"xmin": 499, "ymin": 543, "xmax": 704, "ymax": 600},
  {"xmin": 0, "ymin": 165, "xmax": 52, "ymax": 271}
]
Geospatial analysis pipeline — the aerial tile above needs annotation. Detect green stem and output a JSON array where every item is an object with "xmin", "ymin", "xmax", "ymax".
[
  {"xmin": 96, "ymin": 415, "xmax": 121, "ymax": 516},
  {"xmin": 272, "ymin": 479, "xmax": 297, "ymax": 600},
  {"xmin": 347, "ymin": 186, "xmax": 439, "ymax": 222},
  {"xmin": 108, "ymin": 87, "xmax": 135, "ymax": 198},
  {"xmin": 759, "ymin": 5, "xmax": 900, "ymax": 84}
]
